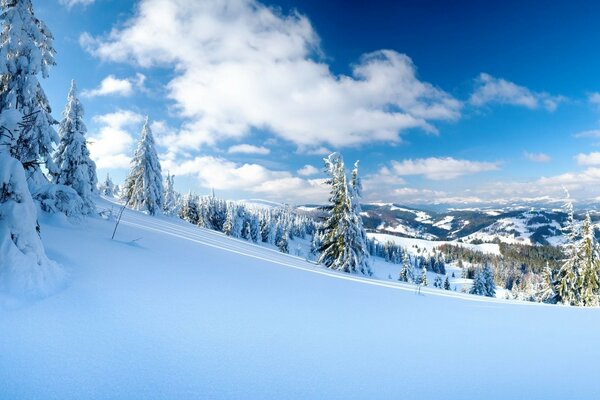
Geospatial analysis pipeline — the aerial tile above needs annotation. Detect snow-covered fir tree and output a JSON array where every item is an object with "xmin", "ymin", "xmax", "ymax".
[
  {"xmin": 469, "ymin": 264, "xmax": 496, "ymax": 297},
  {"xmin": 163, "ymin": 172, "xmax": 178, "ymax": 216},
  {"xmin": 179, "ymin": 192, "xmax": 199, "ymax": 225},
  {"xmin": 398, "ymin": 251, "xmax": 414, "ymax": 283},
  {"xmin": 0, "ymin": 0, "xmax": 59, "ymax": 186},
  {"xmin": 420, "ymin": 266, "xmax": 428, "ymax": 286},
  {"xmin": 317, "ymin": 153, "xmax": 371, "ymax": 275},
  {"xmin": 52, "ymin": 80, "xmax": 96, "ymax": 214},
  {"xmin": 122, "ymin": 117, "xmax": 163, "ymax": 215},
  {"xmin": 444, "ymin": 275, "xmax": 451, "ymax": 290},
  {"xmin": 98, "ymin": 173, "xmax": 115, "ymax": 197},
  {"xmin": 434, "ymin": 275, "xmax": 443, "ymax": 288},
  {"xmin": 0, "ymin": 109, "xmax": 63, "ymax": 296}
]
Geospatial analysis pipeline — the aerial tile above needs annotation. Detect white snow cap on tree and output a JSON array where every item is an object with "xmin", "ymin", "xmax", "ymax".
[
  {"xmin": 53, "ymin": 80, "xmax": 97, "ymax": 215},
  {"xmin": 122, "ymin": 116, "xmax": 163, "ymax": 215},
  {"xmin": 317, "ymin": 152, "xmax": 372, "ymax": 275},
  {"xmin": 0, "ymin": 109, "xmax": 64, "ymax": 297},
  {"xmin": 0, "ymin": 0, "xmax": 59, "ymax": 182}
]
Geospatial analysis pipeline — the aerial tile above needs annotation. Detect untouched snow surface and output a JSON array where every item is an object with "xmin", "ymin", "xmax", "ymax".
[{"xmin": 1, "ymin": 198, "xmax": 600, "ymax": 399}]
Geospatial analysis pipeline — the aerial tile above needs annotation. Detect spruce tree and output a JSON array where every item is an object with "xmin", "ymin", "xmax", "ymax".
[
  {"xmin": 0, "ymin": 0, "xmax": 58, "ymax": 184},
  {"xmin": 398, "ymin": 251, "xmax": 413, "ymax": 283},
  {"xmin": 98, "ymin": 173, "xmax": 115, "ymax": 197},
  {"xmin": 53, "ymin": 80, "xmax": 96, "ymax": 214},
  {"xmin": 163, "ymin": 172, "xmax": 177, "ymax": 216},
  {"xmin": 420, "ymin": 266, "xmax": 428, "ymax": 286},
  {"xmin": 317, "ymin": 153, "xmax": 371, "ymax": 275},
  {"xmin": 0, "ymin": 109, "xmax": 63, "ymax": 295},
  {"xmin": 444, "ymin": 275, "xmax": 451, "ymax": 290},
  {"xmin": 122, "ymin": 116, "xmax": 163, "ymax": 215}
]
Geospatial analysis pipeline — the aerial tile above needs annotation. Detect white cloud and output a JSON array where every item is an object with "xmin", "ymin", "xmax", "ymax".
[
  {"xmin": 524, "ymin": 151, "xmax": 551, "ymax": 163},
  {"xmin": 81, "ymin": 0, "xmax": 461, "ymax": 154},
  {"xmin": 59, "ymin": 0, "xmax": 94, "ymax": 8},
  {"xmin": 388, "ymin": 157, "xmax": 500, "ymax": 180},
  {"xmin": 574, "ymin": 129, "xmax": 600, "ymax": 138},
  {"xmin": 161, "ymin": 155, "xmax": 328, "ymax": 204},
  {"xmin": 227, "ymin": 144, "xmax": 270, "ymax": 155},
  {"xmin": 297, "ymin": 165, "xmax": 319, "ymax": 176},
  {"xmin": 575, "ymin": 152, "xmax": 600, "ymax": 166},
  {"xmin": 589, "ymin": 93, "xmax": 600, "ymax": 111},
  {"xmin": 88, "ymin": 110, "xmax": 145, "ymax": 169},
  {"xmin": 470, "ymin": 73, "xmax": 564, "ymax": 111},
  {"xmin": 82, "ymin": 73, "xmax": 146, "ymax": 98}
]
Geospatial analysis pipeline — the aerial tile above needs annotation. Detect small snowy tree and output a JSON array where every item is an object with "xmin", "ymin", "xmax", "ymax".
[
  {"xmin": 420, "ymin": 266, "xmax": 428, "ymax": 287},
  {"xmin": 0, "ymin": 109, "xmax": 64, "ymax": 296},
  {"xmin": 0, "ymin": 0, "xmax": 59, "ymax": 186},
  {"xmin": 398, "ymin": 251, "xmax": 413, "ymax": 283},
  {"xmin": 52, "ymin": 80, "xmax": 96, "ymax": 215},
  {"xmin": 122, "ymin": 117, "xmax": 163, "ymax": 215},
  {"xmin": 163, "ymin": 172, "xmax": 177, "ymax": 216},
  {"xmin": 98, "ymin": 173, "xmax": 115, "ymax": 197},
  {"xmin": 469, "ymin": 264, "xmax": 495, "ymax": 297},
  {"xmin": 444, "ymin": 275, "xmax": 451, "ymax": 290},
  {"xmin": 317, "ymin": 153, "xmax": 371, "ymax": 275}
]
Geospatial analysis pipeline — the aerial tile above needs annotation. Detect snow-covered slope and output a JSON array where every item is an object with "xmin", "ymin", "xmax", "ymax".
[{"xmin": 1, "ymin": 198, "xmax": 599, "ymax": 399}]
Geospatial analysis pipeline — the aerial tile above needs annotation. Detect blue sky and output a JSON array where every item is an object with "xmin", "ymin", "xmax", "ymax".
[{"xmin": 34, "ymin": 0, "xmax": 600, "ymax": 205}]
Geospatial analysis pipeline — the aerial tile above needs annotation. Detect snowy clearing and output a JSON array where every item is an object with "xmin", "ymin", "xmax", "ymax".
[{"xmin": 0, "ymin": 198, "xmax": 599, "ymax": 399}]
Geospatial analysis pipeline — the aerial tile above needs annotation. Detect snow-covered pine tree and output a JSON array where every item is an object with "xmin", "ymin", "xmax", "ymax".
[
  {"xmin": 122, "ymin": 116, "xmax": 163, "ymax": 215},
  {"xmin": 444, "ymin": 275, "xmax": 451, "ymax": 290},
  {"xmin": 578, "ymin": 213, "xmax": 600, "ymax": 306},
  {"xmin": 420, "ymin": 266, "xmax": 428, "ymax": 286},
  {"xmin": 317, "ymin": 153, "xmax": 371, "ymax": 275},
  {"xmin": 398, "ymin": 251, "xmax": 413, "ymax": 283},
  {"xmin": 98, "ymin": 173, "xmax": 115, "ymax": 197},
  {"xmin": 179, "ymin": 192, "xmax": 199, "ymax": 225},
  {"xmin": 0, "ymin": 109, "xmax": 63, "ymax": 296},
  {"xmin": 0, "ymin": 0, "xmax": 59, "ymax": 186},
  {"xmin": 469, "ymin": 264, "xmax": 496, "ymax": 297},
  {"xmin": 555, "ymin": 191, "xmax": 583, "ymax": 305},
  {"xmin": 434, "ymin": 275, "xmax": 442, "ymax": 288},
  {"xmin": 53, "ymin": 80, "xmax": 96, "ymax": 214},
  {"xmin": 163, "ymin": 172, "xmax": 177, "ymax": 216}
]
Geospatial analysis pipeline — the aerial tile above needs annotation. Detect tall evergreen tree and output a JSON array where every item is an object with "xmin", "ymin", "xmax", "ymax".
[
  {"xmin": 420, "ymin": 266, "xmax": 428, "ymax": 287},
  {"xmin": 52, "ymin": 80, "xmax": 96, "ymax": 214},
  {"xmin": 398, "ymin": 251, "xmax": 414, "ymax": 283},
  {"xmin": 122, "ymin": 116, "xmax": 163, "ymax": 215},
  {"xmin": 163, "ymin": 172, "xmax": 177, "ymax": 216},
  {"xmin": 0, "ymin": 0, "xmax": 58, "ymax": 184},
  {"xmin": 317, "ymin": 153, "xmax": 371, "ymax": 275}
]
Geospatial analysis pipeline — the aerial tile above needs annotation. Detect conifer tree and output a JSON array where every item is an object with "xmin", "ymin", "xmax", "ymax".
[
  {"xmin": 0, "ymin": 0, "xmax": 59, "ymax": 184},
  {"xmin": 53, "ymin": 80, "xmax": 96, "ymax": 214},
  {"xmin": 98, "ymin": 173, "xmax": 115, "ymax": 197},
  {"xmin": 317, "ymin": 153, "xmax": 371, "ymax": 275},
  {"xmin": 122, "ymin": 117, "xmax": 163, "ymax": 215},
  {"xmin": 163, "ymin": 172, "xmax": 177, "ymax": 216},
  {"xmin": 444, "ymin": 275, "xmax": 451, "ymax": 290},
  {"xmin": 420, "ymin": 266, "xmax": 428, "ymax": 286},
  {"xmin": 0, "ymin": 109, "xmax": 63, "ymax": 295},
  {"xmin": 398, "ymin": 251, "xmax": 413, "ymax": 283}
]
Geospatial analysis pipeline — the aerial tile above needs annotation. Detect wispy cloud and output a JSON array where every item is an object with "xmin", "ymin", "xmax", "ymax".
[
  {"xmin": 297, "ymin": 165, "xmax": 320, "ymax": 176},
  {"xmin": 228, "ymin": 144, "xmax": 270, "ymax": 155},
  {"xmin": 59, "ymin": 0, "xmax": 94, "ymax": 8},
  {"xmin": 470, "ymin": 73, "xmax": 564, "ymax": 111},
  {"xmin": 575, "ymin": 152, "xmax": 600, "ymax": 166},
  {"xmin": 388, "ymin": 157, "xmax": 500, "ymax": 180},
  {"xmin": 574, "ymin": 129, "xmax": 600, "ymax": 138},
  {"xmin": 82, "ymin": 74, "xmax": 146, "ymax": 98},
  {"xmin": 524, "ymin": 151, "xmax": 551, "ymax": 163}
]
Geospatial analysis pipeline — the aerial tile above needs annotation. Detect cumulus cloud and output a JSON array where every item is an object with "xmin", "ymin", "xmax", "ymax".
[
  {"xmin": 297, "ymin": 165, "xmax": 320, "ymax": 176},
  {"xmin": 470, "ymin": 73, "xmax": 564, "ymax": 111},
  {"xmin": 82, "ymin": 73, "xmax": 146, "ymax": 98},
  {"xmin": 227, "ymin": 144, "xmax": 270, "ymax": 155},
  {"xmin": 81, "ymin": 0, "xmax": 461, "ymax": 154},
  {"xmin": 161, "ymin": 155, "xmax": 328, "ymax": 204},
  {"xmin": 388, "ymin": 157, "xmax": 500, "ymax": 180},
  {"xmin": 88, "ymin": 110, "xmax": 145, "ymax": 169},
  {"xmin": 59, "ymin": 0, "xmax": 94, "ymax": 8},
  {"xmin": 524, "ymin": 151, "xmax": 551, "ymax": 163},
  {"xmin": 575, "ymin": 152, "xmax": 600, "ymax": 166}
]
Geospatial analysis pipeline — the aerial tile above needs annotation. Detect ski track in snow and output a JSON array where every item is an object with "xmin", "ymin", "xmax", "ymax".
[{"xmin": 120, "ymin": 210, "xmax": 543, "ymax": 307}]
